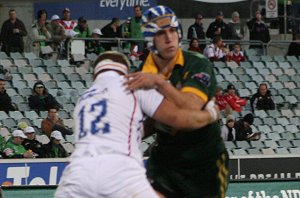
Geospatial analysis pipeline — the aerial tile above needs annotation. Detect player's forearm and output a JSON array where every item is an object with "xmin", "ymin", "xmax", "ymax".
[{"xmin": 156, "ymin": 78, "xmax": 204, "ymax": 110}]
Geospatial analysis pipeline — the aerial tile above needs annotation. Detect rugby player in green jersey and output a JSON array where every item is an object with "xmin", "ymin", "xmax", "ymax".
[{"xmin": 127, "ymin": 5, "xmax": 229, "ymax": 198}]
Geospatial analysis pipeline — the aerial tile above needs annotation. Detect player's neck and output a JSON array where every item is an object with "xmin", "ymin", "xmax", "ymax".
[{"xmin": 152, "ymin": 53, "xmax": 176, "ymax": 77}]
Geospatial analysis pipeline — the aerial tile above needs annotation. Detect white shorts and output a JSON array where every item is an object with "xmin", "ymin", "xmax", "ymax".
[{"xmin": 55, "ymin": 154, "xmax": 159, "ymax": 198}]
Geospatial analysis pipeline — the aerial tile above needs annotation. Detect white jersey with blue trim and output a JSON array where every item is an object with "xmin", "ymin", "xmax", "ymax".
[{"xmin": 71, "ymin": 71, "xmax": 163, "ymax": 164}]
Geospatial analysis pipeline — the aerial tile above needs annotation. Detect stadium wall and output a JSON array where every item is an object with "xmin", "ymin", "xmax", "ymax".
[{"xmin": 1, "ymin": 156, "xmax": 300, "ymax": 186}]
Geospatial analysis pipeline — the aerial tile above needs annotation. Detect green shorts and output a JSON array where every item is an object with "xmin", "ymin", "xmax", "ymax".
[{"xmin": 147, "ymin": 151, "xmax": 229, "ymax": 198}]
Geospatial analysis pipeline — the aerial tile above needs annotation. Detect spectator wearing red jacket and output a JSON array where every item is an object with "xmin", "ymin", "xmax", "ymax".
[{"xmin": 223, "ymin": 84, "xmax": 247, "ymax": 115}]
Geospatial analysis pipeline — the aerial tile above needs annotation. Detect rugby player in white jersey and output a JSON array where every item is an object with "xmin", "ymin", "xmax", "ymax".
[{"xmin": 55, "ymin": 51, "xmax": 219, "ymax": 198}]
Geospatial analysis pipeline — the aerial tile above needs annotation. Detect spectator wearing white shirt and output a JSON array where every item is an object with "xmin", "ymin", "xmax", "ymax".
[{"xmin": 203, "ymin": 36, "xmax": 226, "ymax": 61}]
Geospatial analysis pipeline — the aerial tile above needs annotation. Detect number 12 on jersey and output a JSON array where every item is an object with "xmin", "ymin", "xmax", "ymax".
[{"xmin": 78, "ymin": 99, "xmax": 110, "ymax": 139}]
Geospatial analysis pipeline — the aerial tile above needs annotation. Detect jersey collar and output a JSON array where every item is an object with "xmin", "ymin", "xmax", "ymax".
[{"xmin": 142, "ymin": 48, "xmax": 184, "ymax": 76}]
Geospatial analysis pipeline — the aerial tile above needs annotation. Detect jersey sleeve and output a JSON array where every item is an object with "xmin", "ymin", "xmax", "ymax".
[
  {"xmin": 181, "ymin": 53, "xmax": 217, "ymax": 102},
  {"xmin": 135, "ymin": 89, "xmax": 164, "ymax": 117}
]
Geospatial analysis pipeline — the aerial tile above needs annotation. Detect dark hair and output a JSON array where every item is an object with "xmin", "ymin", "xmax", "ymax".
[
  {"xmin": 111, "ymin": 18, "xmax": 120, "ymax": 24},
  {"xmin": 213, "ymin": 36, "xmax": 222, "ymax": 44},
  {"xmin": 134, "ymin": 5, "xmax": 141, "ymax": 10},
  {"xmin": 189, "ymin": 38, "xmax": 199, "ymax": 47},
  {"xmin": 9, "ymin": 9, "xmax": 16, "ymax": 14},
  {"xmin": 37, "ymin": 9, "xmax": 47, "ymax": 20}
]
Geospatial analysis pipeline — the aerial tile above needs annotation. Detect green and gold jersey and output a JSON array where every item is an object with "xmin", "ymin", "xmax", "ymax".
[{"xmin": 141, "ymin": 49, "xmax": 226, "ymax": 166}]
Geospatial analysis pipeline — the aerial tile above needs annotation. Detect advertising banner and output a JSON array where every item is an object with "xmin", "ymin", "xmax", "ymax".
[
  {"xmin": 34, "ymin": 0, "xmax": 157, "ymax": 20},
  {"xmin": 0, "ymin": 161, "xmax": 67, "ymax": 186},
  {"xmin": 226, "ymin": 181, "xmax": 300, "ymax": 198}
]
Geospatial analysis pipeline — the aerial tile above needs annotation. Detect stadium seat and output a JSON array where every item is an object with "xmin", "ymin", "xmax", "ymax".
[
  {"xmin": 263, "ymin": 117, "xmax": 276, "ymax": 126},
  {"xmin": 6, "ymin": 88, "xmax": 18, "ymax": 96},
  {"xmin": 58, "ymin": 110, "xmax": 70, "ymax": 119},
  {"xmin": 266, "ymin": 132, "xmax": 281, "ymax": 140},
  {"xmin": 0, "ymin": 58, "xmax": 14, "ymax": 67},
  {"xmin": 277, "ymin": 139, "xmax": 293, "ymax": 148},
  {"xmin": 0, "ymin": 51, "xmax": 9, "ymax": 59},
  {"xmin": 238, "ymin": 74, "xmax": 251, "ymax": 82},
  {"xmin": 277, "ymin": 61, "xmax": 291, "ymax": 69},
  {"xmin": 29, "ymin": 58, "xmax": 44, "ymax": 67},
  {"xmin": 245, "ymin": 68, "xmax": 258, "ymax": 76},
  {"xmin": 24, "ymin": 52, "xmax": 38, "ymax": 60},
  {"xmin": 213, "ymin": 61, "xmax": 226, "ymax": 68},
  {"xmin": 280, "ymin": 131, "xmax": 295, "ymax": 140},
  {"xmin": 271, "ymin": 125, "xmax": 285, "ymax": 133},
  {"xmin": 251, "ymin": 74, "xmax": 264, "ymax": 83},
  {"xmin": 2, "ymin": 118, "xmax": 17, "ymax": 129},
  {"xmin": 32, "ymin": 118, "xmax": 43, "ymax": 128},
  {"xmin": 23, "ymin": 73, "xmax": 38, "ymax": 82},
  {"xmin": 35, "ymin": 134, "xmax": 50, "ymax": 144},
  {"xmin": 289, "ymin": 147, "xmax": 300, "ymax": 154},
  {"xmin": 57, "ymin": 60, "xmax": 71, "ymax": 67},
  {"xmin": 226, "ymin": 61, "xmax": 239, "ymax": 69},
  {"xmin": 263, "ymin": 139, "xmax": 278, "ymax": 148},
  {"xmin": 14, "ymin": 58, "xmax": 30, "ymax": 67},
  {"xmin": 284, "ymin": 68, "xmax": 296, "ymax": 76},
  {"xmin": 24, "ymin": 111, "xmax": 40, "ymax": 120},
  {"xmin": 289, "ymin": 117, "xmax": 300, "ymax": 126},
  {"xmin": 37, "ymin": 73, "xmax": 52, "ymax": 81},
  {"xmin": 275, "ymin": 147, "xmax": 289, "ymax": 154},
  {"xmin": 275, "ymin": 117, "xmax": 289, "ymax": 126},
  {"xmin": 32, "ymin": 66, "xmax": 46, "ymax": 74},
  {"xmin": 250, "ymin": 141, "xmax": 265, "ymax": 148},
  {"xmin": 67, "ymin": 73, "xmax": 82, "ymax": 81},
  {"xmin": 8, "ymin": 111, "xmax": 24, "ymax": 120},
  {"xmin": 224, "ymin": 74, "xmax": 238, "ymax": 81},
  {"xmin": 43, "ymin": 59, "xmax": 57, "ymax": 67},
  {"xmin": 0, "ymin": 111, "xmax": 9, "ymax": 119},
  {"xmin": 292, "ymin": 140, "xmax": 300, "ymax": 147},
  {"xmin": 273, "ymin": 55, "xmax": 285, "ymax": 62},
  {"xmin": 247, "ymin": 148, "xmax": 261, "ymax": 155},
  {"xmin": 265, "ymin": 74, "xmax": 277, "ymax": 82},
  {"xmin": 265, "ymin": 61, "xmax": 278, "ymax": 69},
  {"xmin": 236, "ymin": 141, "xmax": 251, "ymax": 148},
  {"xmin": 277, "ymin": 74, "xmax": 291, "ymax": 82},
  {"xmin": 261, "ymin": 55, "xmax": 273, "ymax": 62},
  {"xmin": 17, "ymin": 103, "xmax": 31, "ymax": 111},
  {"xmin": 285, "ymin": 125, "xmax": 299, "ymax": 133},
  {"xmin": 232, "ymin": 148, "xmax": 248, "ymax": 155},
  {"xmin": 254, "ymin": 110, "xmax": 268, "ymax": 118},
  {"xmin": 261, "ymin": 147, "xmax": 276, "ymax": 155},
  {"xmin": 11, "ymin": 95, "xmax": 26, "ymax": 104},
  {"xmin": 239, "ymin": 61, "xmax": 252, "ymax": 68},
  {"xmin": 286, "ymin": 56, "xmax": 298, "ymax": 62},
  {"xmin": 266, "ymin": 110, "xmax": 281, "ymax": 118},
  {"xmin": 281, "ymin": 109, "xmax": 294, "ymax": 118},
  {"xmin": 47, "ymin": 66, "xmax": 62, "ymax": 74},
  {"xmin": 44, "ymin": 80, "xmax": 58, "ymax": 89}
]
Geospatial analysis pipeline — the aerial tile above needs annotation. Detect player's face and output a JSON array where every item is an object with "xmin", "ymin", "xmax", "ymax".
[{"xmin": 154, "ymin": 27, "xmax": 179, "ymax": 60}]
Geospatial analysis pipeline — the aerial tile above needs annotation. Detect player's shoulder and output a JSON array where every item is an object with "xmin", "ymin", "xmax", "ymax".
[{"xmin": 182, "ymin": 50, "xmax": 213, "ymax": 69}]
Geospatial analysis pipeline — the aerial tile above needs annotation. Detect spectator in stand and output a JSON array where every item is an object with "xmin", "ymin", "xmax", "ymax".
[
  {"xmin": 0, "ymin": 134, "xmax": 4, "ymax": 158},
  {"xmin": 2, "ymin": 130, "xmax": 34, "ymax": 158},
  {"xmin": 250, "ymin": 83, "xmax": 275, "ymax": 112},
  {"xmin": 129, "ymin": 5, "xmax": 144, "ymax": 53},
  {"xmin": 37, "ymin": 9, "xmax": 48, "ymax": 24},
  {"xmin": 46, "ymin": 15, "xmax": 67, "ymax": 52},
  {"xmin": 235, "ymin": 113, "xmax": 260, "ymax": 141},
  {"xmin": 227, "ymin": 42, "xmax": 246, "ymax": 65},
  {"xmin": 32, "ymin": 16, "xmax": 52, "ymax": 56},
  {"xmin": 215, "ymin": 86, "xmax": 228, "ymax": 111},
  {"xmin": 228, "ymin": 11, "xmax": 244, "ymax": 41},
  {"xmin": 22, "ymin": 126, "xmax": 47, "ymax": 158},
  {"xmin": 45, "ymin": 130, "xmax": 68, "ymax": 158},
  {"xmin": 28, "ymin": 81, "xmax": 62, "ymax": 112},
  {"xmin": 0, "ymin": 9, "xmax": 27, "ymax": 54},
  {"xmin": 223, "ymin": 84, "xmax": 247, "ymax": 115},
  {"xmin": 187, "ymin": 13, "xmax": 206, "ymax": 50},
  {"xmin": 0, "ymin": 74, "xmax": 15, "ymax": 112},
  {"xmin": 287, "ymin": 33, "xmax": 300, "ymax": 56},
  {"xmin": 206, "ymin": 11, "xmax": 231, "ymax": 40},
  {"xmin": 60, "ymin": 8, "xmax": 78, "ymax": 38},
  {"xmin": 101, "ymin": 18, "xmax": 122, "ymax": 50},
  {"xmin": 203, "ymin": 36, "xmax": 226, "ymax": 61},
  {"xmin": 74, "ymin": 17, "xmax": 91, "ymax": 38},
  {"xmin": 188, "ymin": 38, "xmax": 202, "ymax": 53},
  {"xmin": 221, "ymin": 115, "xmax": 236, "ymax": 141},
  {"xmin": 17, "ymin": 121, "xmax": 28, "ymax": 132},
  {"xmin": 86, "ymin": 28, "xmax": 105, "ymax": 55},
  {"xmin": 41, "ymin": 107, "xmax": 72, "ymax": 138},
  {"xmin": 247, "ymin": 10, "xmax": 270, "ymax": 53}
]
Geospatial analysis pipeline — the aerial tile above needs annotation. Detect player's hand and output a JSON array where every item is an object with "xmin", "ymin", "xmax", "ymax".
[
  {"xmin": 205, "ymin": 98, "xmax": 220, "ymax": 122},
  {"xmin": 23, "ymin": 151, "xmax": 34, "ymax": 158},
  {"xmin": 125, "ymin": 72, "xmax": 164, "ymax": 90}
]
